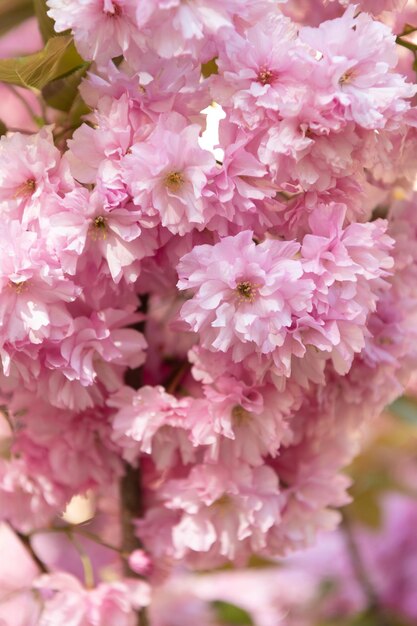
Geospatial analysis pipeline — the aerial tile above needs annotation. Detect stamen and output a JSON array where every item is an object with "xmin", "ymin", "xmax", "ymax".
[
  {"xmin": 236, "ymin": 280, "xmax": 257, "ymax": 303},
  {"xmin": 231, "ymin": 405, "xmax": 251, "ymax": 424},
  {"xmin": 339, "ymin": 70, "xmax": 354, "ymax": 85},
  {"xmin": 90, "ymin": 215, "xmax": 108, "ymax": 240},
  {"xmin": 211, "ymin": 494, "xmax": 231, "ymax": 509},
  {"xmin": 257, "ymin": 67, "xmax": 275, "ymax": 86},
  {"xmin": 165, "ymin": 171, "xmax": 185, "ymax": 191},
  {"xmin": 13, "ymin": 178, "xmax": 36, "ymax": 199},
  {"xmin": 104, "ymin": 2, "xmax": 122, "ymax": 17},
  {"xmin": 8, "ymin": 280, "xmax": 28, "ymax": 294}
]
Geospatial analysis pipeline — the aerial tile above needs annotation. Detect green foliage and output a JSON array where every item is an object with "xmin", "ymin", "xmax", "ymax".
[
  {"xmin": 42, "ymin": 64, "xmax": 89, "ymax": 111},
  {"xmin": 0, "ymin": 35, "xmax": 84, "ymax": 90},
  {"xmin": 0, "ymin": 0, "xmax": 34, "ymax": 37},
  {"xmin": 389, "ymin": 395, "xmax": 417, "ymax": 425},
  {"xmin": 33, "ymin": 0, "xmax": 56, "ymax": 42},
  {"xmin": 318, "ymin": 610, "xmax": 413, "ymax": 626},
  {"xmin": 211, "ymin": 601, "xmax": 255, "ymax": 626}
]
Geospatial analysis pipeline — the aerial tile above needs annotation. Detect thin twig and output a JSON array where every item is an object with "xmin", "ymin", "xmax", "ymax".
[
  {"xmin": 17, "ymin": 532, "xmax": 49, "ymax": 574},
  {"xmin": 69, "ymin": 532, "xmax": 95, "ymax": 589},
  {"xmin": 30, "ymin": 525, "xmax": 122, "ymax": 554},
  {"xmin": 121, "ymin": 462, "xmax": 149, "ymax": 626},
  {"xmin": 396, "ymin": 36, "xmax": 417, "ymax": 54}
]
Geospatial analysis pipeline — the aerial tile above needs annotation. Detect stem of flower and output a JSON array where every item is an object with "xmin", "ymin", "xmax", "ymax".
[
  {"xmin": 69, "ymin": 532, "xmax": 95, "ymax": 590},
  {"xmin": 396, "ymin": 36, "xmax": 417, "ymax": 53}
]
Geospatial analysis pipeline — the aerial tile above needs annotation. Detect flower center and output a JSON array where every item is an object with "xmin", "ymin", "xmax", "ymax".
[
  {"xmin": 231, "ymin": 405, "xmax": 251, "ymax": 425},
  {"xmin": 339, "ymin": 70, "xmax": 354, "ymax": 85},
  {"xmin": 104, "ymin": 1, "xmax": 122, "ymax": 17},
  {"xmin": 8, "ymin": 280, "xmax": 28, "ymax": 294},
  {"xmin": 211, "ymin": 494, "xmax": 232, "ymax": 511},
  {"xmin": 257, "ymin": 67, "xmax": 275, "ymax": 86},
  {"xmin": 13, "ymin": 178, "xmax": 36, "ymax": 199},
  {"xmin": 236, "ymin": 281, "xmax": 257, "ymax": 303},
  {"xmin": 90, "ymin": 215, "xmax": 108, "ymax": 240},
  {"xmin": 164, "ymin": 171, "xmax": 185, "ymax": 191}
]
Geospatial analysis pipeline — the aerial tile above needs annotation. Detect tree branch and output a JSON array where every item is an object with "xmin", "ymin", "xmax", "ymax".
[{"xmin": 120, "ymin": 462, "xmax": 149, "ymax": 626}]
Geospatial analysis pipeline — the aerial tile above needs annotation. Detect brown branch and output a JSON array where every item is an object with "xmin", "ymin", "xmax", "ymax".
[
  {"xmin": 120, "ymin": 462, "xmax": 149, "ymax": 626},
  {"xmin": 120, "ymin": 292, "xmax": 150, "ymax": 626},
  {"xmin": 17, "ymin": 532, "xmax": 49, "ymax": 574}
]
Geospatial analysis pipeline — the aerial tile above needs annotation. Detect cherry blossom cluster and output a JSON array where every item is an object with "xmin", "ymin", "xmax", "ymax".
[{"xmin": 1, "ymin": 0, "xmax": 417, "ymax": 623}]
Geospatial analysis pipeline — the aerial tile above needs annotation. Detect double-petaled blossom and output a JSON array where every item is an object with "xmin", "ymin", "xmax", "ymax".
[
  {"xmin": 34, "ymin": 572, "xmax": 150, "ymax": 626},
  {"xmin": 138, "ymin": 462, "xmax": 282, "ymax": 566},
  {"xmin": 47, "ymin": 0, "xmax": 142, "ymax": 64},
  {"xmin": 0, "ymin": 128, "xmax": 74, "ymax": 225},
  {"xmin": 177, "ymin": 231, "xmax": 314, "ymax": 370},
  {"xmin": 123, "ymin": 113, "xmax": 215, "ymax": 235}
]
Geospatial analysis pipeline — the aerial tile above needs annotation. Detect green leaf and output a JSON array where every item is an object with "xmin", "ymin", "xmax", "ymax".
[
  {"xmin": 42, "ymin": 63, "xmax": 89, "ymax": 111},
  {"xmin": 0, "ymin": 35, "xmax": 84, "ymax": 90},
  {"xmin": 389, "ymin": 395, "xmax": 417, "ymax": 425},
  {"xmin": 348, "ymin": 609, "xmax": 413, "ymax": 626},
  {"xmin": 211, "ymin": 601, "xmax": 254, "ymax": 626},
  {"xmin": 0, "ymin": 0, "xmax": 34, "ymax": 37},
  {"xmin": 33, "ymin": 0, "xmax": 56, "ymax": 42}
]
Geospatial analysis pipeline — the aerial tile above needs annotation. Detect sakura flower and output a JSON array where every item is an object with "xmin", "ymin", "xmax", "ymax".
[
  {"xmin": 35, "ymin": 572, "xmax": 150, "ymax": 626},
  {"xmin": 80, "ymin": 52, "xmax": 210, "ymax": 122},
  {"xmin": 187, "ymin": 377, "xmax": 299, "ymax": 466},
  {"xmin": 135, "ymin": 0, "xmax": 254, "ymax": 58},
  {"xmin": 214, "ymin": 14, "xmax": 305, "ymax": 128},
  {"xmin": 49, "ymin": 185, "xmax": 157, "ymax": 283},
  {"xmin": 177, "ymin": 230, "xmax": 314, "ymax": 369},
  {"xmin": 206, "ymin": 121, "xmax": 278, "ymax": 233},
  {"xmin": 109, "ymin": 385, "xmax": 194, "ymax": 469},
  {"xmin": 44, "ymin": 309, "xmax": 147, "ymax": 390},
  {"xmin": 300, "ymin": 204, "xmax": 394, "ymax": 374},
  {"xmin": 139, "ymin": 462, "xmax": 282, "ymax": 567},
  {"xmin": 0, "ymin": 128, "xmax": 73, "ymax": 225},
  {"xmin": 336, "ymin": 0, "xmax": 408, "ymax": 16},
  {"xmin": 67, "ymin": 94, "xmax": 151, "ymax": 185},
  {"xmin": 123, "ymin": 113, "xmax": 215, "ymax": 235},
  {"xmin": 0, "ymin": 221, "xmax": 79, "ymax": 376},
  {"xmin": 0, "ymin": 396, "xmax": 122, "ymax": 530},
  {"xmin": 47, "ymin": 0, "xmax": 142, "ymax": 64},
  {"xmin": 300, "ymin": 6, "xmax": 417, "ymax": 128}
]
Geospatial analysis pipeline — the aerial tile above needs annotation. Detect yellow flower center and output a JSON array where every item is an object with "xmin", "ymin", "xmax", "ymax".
[
  {"xmin": 236, "ymin": 281, "xmax": 257, "ymax": 303},
  {"xmin": 13, "ymin": 178, "xmax": 36, "ymax": 199},
  {"xmin": 90, "ymin": 215, "xmax": 108, "ymax": 240},
  {"xmin": 231, "ymin": 405, "xmax": 251, "ymax": 425},
  {"xmin": 339, "ymin": 70, "xmax": 355, "ymax": 85},
  {"xmin": 8, "ymin": 280, "xmax": 28, "ymax": 294},
  {"xmin": 165, "ymin": 171, "xmax": 185, "ymax": 191}
]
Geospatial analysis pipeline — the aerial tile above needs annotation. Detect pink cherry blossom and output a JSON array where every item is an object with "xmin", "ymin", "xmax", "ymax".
[
  {"xmin": 47, "ymin": 0, "xmax": 143, "ymax": 64},
  {"xmin": 177, "ymin": 231, "xmax": 314, "ymax": 368},
  {"xmin": 109, "ymin": 385, "xmax": 193, "ymax": 469},
  {"xmin": 35, "ymin": 572, "xmax": 150, "ymax": 626},
  {"xmin": 123, "ymin": 113, "xmax": 215, "ymax": 235}
]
